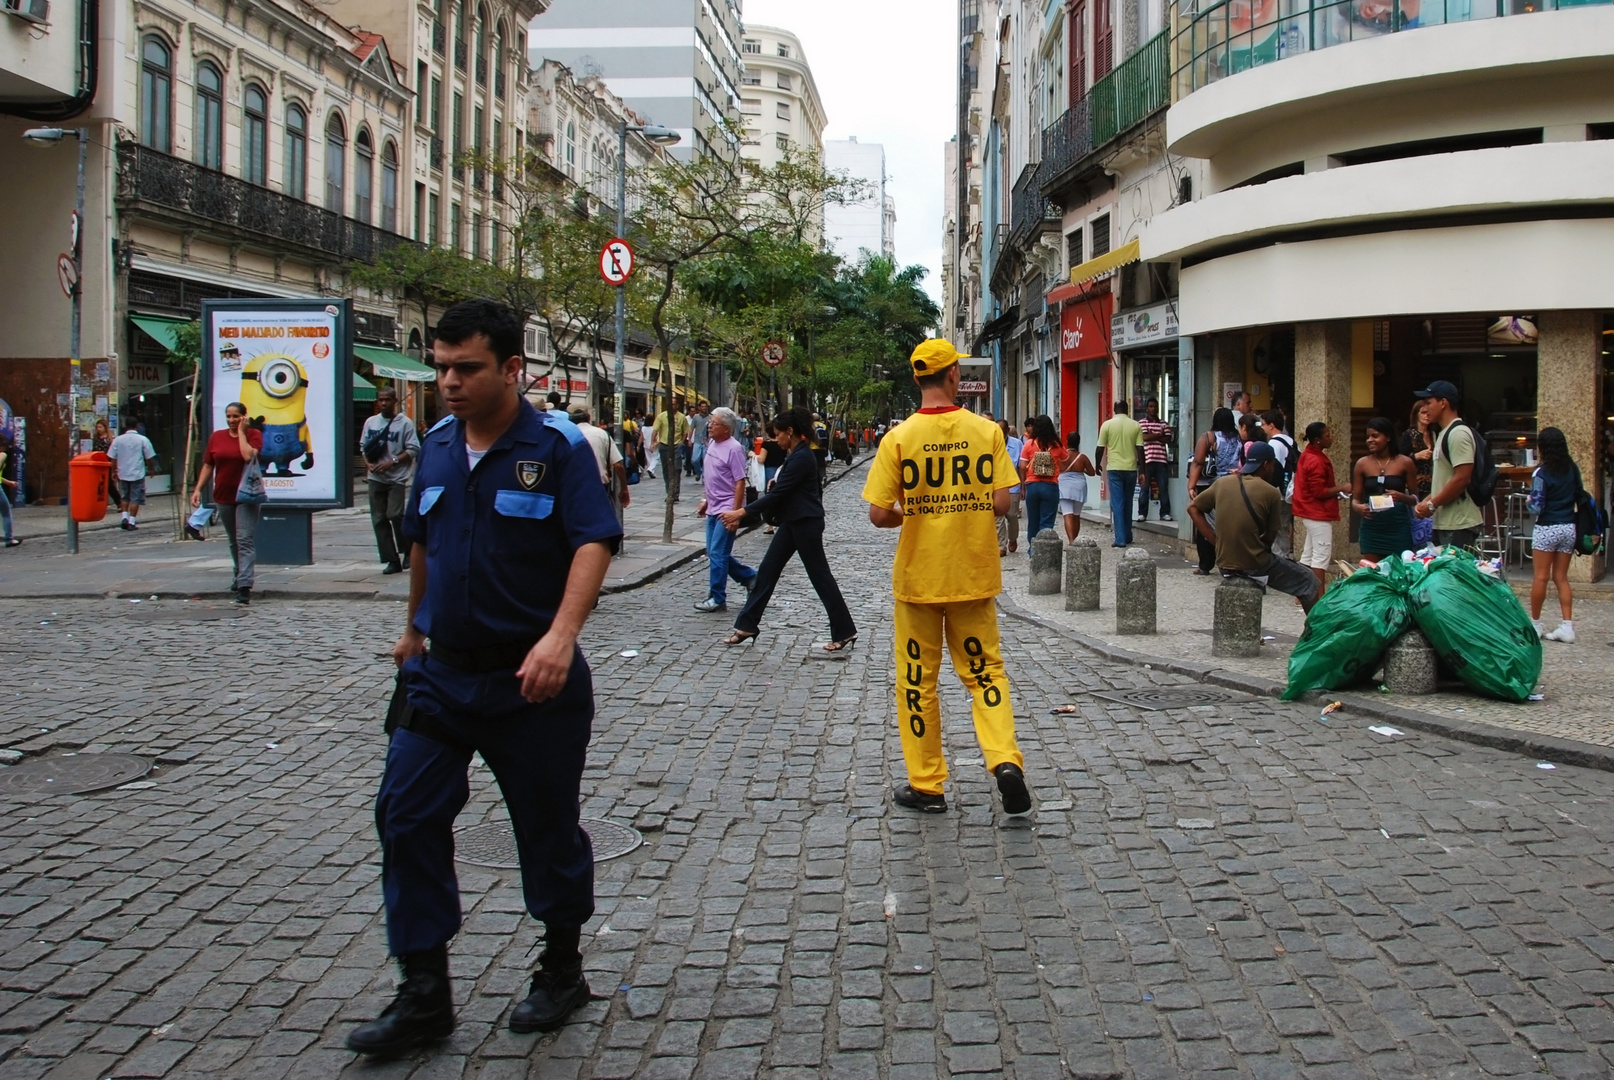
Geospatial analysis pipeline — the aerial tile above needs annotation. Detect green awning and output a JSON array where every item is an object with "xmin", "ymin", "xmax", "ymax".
[
  {"xmin": 353, "ymin": 371, "xmax": 376, "ymax": 402},
  {"xmin": 355, "ymin": 345, "xmax": 436, "ymax": 382},
  {"xmin": 130, "ymin": 314, "xmax": 190, "ymax": 353}
]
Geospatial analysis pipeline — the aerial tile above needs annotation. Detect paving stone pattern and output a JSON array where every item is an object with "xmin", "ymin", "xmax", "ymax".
[{"xmin": 2, "ymin": 476, "xmax": 1614, "ymax": 1078}]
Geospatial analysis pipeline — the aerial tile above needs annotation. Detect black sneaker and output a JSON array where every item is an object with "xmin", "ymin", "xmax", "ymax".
[
  {"xmin": 508, "ymin": 967, "xmax": 589, "ymax": 1033},
  {"xmin": 233, "ymin": 588, "xmax": 251, "ymax": 606},
  {"xmin": 184, "ymin": 524, "xmax": 205, "ymax": 541},
  {"xmin": 994, "ymin": 763, "xmax": 1032, "ymax": 816},
  {"xmin": 893, "ymin": 784, "xmax": 947, "ymax": 814},
  {"xmin": 382, "ymin": 561, "xmax": 403, "ymax": 575}
]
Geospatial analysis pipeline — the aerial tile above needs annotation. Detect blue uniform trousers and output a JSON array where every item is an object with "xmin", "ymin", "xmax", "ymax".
[{"xmin": 376, "ymin": 649, "xmax": 595, "ymax": 956}]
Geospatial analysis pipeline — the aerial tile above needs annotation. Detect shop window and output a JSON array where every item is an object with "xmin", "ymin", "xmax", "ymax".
[
  {"xmin": 242, "ymin": 84, "xmax": 268, "ymax": 186},
  {"xmin": 139, "ymin": 36, "xmax": 172, "ymax": 153},
  {"xmin": 195, "ymin": 61, "xmax": 224, "ymax": 170}
]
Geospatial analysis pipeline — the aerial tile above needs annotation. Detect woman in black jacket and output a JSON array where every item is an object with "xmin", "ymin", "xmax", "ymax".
[{"xmin": 718, "ymin": 407, "xmax": 857, "ymax": 650}]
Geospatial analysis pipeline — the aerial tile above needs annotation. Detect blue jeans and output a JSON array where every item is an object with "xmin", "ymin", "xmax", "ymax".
[
  {"xmin": 706, "ymin": 513, "xmax": 754, "ymax": 605},
  {"xmin": 1023, "ymin": 482, "xmax": 1059, "ymax": 540},
  {"xmin": 691, "ymin": 441, "xmax": 706, "ymax": 480},
  {"xmin": 1138, "ymin": 461, "xmax": 1171, "ymax": 519},
  {"xmin": 0, "ymin": 485, "xmax": 11, "ymax": 541},
  {"xmin": 1107, "ymin": 470, "xmax": 1137, "ymax": 545}
]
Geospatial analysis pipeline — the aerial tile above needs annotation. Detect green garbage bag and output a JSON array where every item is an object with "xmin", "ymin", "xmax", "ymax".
[
  {"xmin": 1408, "ymin": 554, "xmax": 1542, "ymax": 702},
  {"xmin": 1282, "ymin": 564, "xmax": 1415, "ymax": 700}
]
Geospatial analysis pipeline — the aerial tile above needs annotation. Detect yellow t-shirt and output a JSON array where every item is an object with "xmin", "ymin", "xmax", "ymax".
[{"xmin": 862, "ymin": 407, "xmax": 1019, "ymax": 604}]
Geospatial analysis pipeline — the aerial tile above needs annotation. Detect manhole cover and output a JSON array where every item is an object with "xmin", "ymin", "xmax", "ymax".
[
  {"xmin": 455, "ymin": 818, "xmax": 642, "ymax": 868},
  {"xmin": 1088, "ymin": 687, "xmax": 1254, "ymax": 711},
  {"xmin": 123, "ymin": 606, "xmax": 245, "ymax": 622},
  {"xmin": 0, "ymin": 753, "xmax": 152, "ymax": 797}
]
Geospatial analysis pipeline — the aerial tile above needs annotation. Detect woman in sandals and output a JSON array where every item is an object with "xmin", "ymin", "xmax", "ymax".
[{"xmin": 717, "ymin": 407, "xmax": 856, "ymax": 651}]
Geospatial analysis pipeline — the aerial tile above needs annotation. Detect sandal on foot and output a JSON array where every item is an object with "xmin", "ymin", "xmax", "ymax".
[
  {"xmin": 723, "ymin": 630, "xmax": 758, "ymax": 646},
  {"xmin": 823, "ymin": 635, "xmax": 857, "ymax": 653}
]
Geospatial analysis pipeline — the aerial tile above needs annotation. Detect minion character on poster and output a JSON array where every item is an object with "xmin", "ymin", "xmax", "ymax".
[
  {"xmin": 241, "ymin": 353, "xmax": 315, "ymax": 475},
  {"xmin": 204, "ymin": 300, "xmax": 351, "ymax": 508}
]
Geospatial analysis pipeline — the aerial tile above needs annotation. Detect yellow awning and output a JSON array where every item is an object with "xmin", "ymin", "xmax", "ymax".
[{"xmin": 1069, "ymin": 237, "xmax": 1141, "ymax": 285}]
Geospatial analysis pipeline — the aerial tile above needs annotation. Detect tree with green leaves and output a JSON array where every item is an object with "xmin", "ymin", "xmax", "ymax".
[{"xmin": 348, "ymin": 243, "xmax": 482, "ymax": 357}]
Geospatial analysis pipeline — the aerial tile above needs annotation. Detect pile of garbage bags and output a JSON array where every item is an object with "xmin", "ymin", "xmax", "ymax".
[{"xmin": 1283, "ymin": 549, "xmax": 1542, "ymax": 702}]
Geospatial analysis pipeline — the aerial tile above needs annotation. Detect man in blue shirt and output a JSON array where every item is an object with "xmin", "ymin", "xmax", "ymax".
[{"xmin": 347, "ymin": 300, "xmax": 622, "ymax": 1056}]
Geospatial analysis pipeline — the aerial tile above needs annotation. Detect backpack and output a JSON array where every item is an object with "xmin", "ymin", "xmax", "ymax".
[
  {"xmin": 1269, "ymin": 432, "xmax": 1297, "ymax": 496},
  {"xmin": 1030, "ymin": 447, "xmax": 1056, "ymax": 479},
  {"xmin": 1574, "ymin": 468, "xmax": 1605, "ymax": 556},
  {"xmin": 1438, "ymin": 419, "xmax": 1500, "ymax": 507}
]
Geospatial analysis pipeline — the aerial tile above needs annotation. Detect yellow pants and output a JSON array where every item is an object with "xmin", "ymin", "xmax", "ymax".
[{"xmin": 893, "ymin": 597, "xmax": 1022, "ymax": 795}]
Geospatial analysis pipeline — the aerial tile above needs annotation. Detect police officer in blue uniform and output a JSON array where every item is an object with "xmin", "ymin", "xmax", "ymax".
[{"xmin": 347, "ymin": 299, "xmax": 622, "ymax": 1055}]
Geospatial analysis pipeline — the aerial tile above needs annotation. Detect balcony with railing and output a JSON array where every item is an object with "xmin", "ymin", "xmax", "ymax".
[
  {"xmin": 495, "ymin": 69, "xmax": 506, "ymax": 99},
  {"xmin": 1040, "ymin": 32, "xmax": 1168, "ymax": 194},
  {"xmin": 1007, "ymin": 162, "xmax": 1059, "ymax": 251},
  {"xmin": 1177, "ymin": 0, "xmax": 1613, "ymax": 94},
  {"xmin": 430, "ymin": 136, "xmax": 444, "ymax": 171},
  {"xmin": 476, "ymin": 55, "xmax": 487, "ymax": 86},
  {"xmin": 433, "ymin": 21, "xmax": 445, "ymax": 54},
  {"xmin": 117, "ymin": 144, "xmax": 406, "ymax": 263},
  {"xmin": 454, "ymin": 38, "xmax": 467, "ymax": 70}
]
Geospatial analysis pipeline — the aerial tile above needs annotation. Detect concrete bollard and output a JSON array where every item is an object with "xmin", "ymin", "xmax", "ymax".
[
  {"xmin": 1383, "ymin": 628, "xmax": 1437, "ymax": 695},
  {"xmin": 1029, "ymin": 529, "xmax": 1063, "ymax": 595},
  {"xmin": 1212, "ymin": 577, "xmax": 1264, "ymax": 657},
  {"xmin": 1065, "ymin": 537, "xmax": 1101, "ymax": 611},
  {"xmin": 1115, "ymin": 547, "xmax": 1157, "ymax": 635}
]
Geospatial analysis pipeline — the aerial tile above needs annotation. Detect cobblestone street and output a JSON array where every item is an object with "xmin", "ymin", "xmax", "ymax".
[{"xmin": 4, "ymin": 471, "xmax": 1614, "ymax": 1079}]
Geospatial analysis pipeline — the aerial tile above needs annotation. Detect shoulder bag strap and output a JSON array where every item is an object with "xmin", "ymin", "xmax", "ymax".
[{"xmin": 1237, "ymin": 474, "xmax": 1263, "ymax": 529}]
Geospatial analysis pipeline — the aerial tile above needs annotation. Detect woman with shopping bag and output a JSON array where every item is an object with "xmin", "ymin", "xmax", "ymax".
[{"xmin": 191, "ymin": 402, "xmax": 265, "ymax": 605}]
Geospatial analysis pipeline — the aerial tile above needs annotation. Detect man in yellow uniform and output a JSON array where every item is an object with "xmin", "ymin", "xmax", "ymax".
[{"xmin": 863, "ymin": 340, "xmax": 1032, "ymax": 816}]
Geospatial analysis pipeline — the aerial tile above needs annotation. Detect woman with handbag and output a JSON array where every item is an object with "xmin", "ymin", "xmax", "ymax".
[
  {"xmin": 717, "ymin": 407, "xmax": 856, "ymax": 651},
  {"xmin": 1019, "ymin": 415, "xmax": 1067, "ymax": 540},
  {"xmin": 191, "ymin": 402, "xmax": 265, "ymax": 605}
]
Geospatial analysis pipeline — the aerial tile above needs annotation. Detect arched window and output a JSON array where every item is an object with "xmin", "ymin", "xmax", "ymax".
[
  {"xmin": 354, "ymin": 128, "xmax": 374, "ymax": 222},
  {"xmin": 474, "ymin": 5, "xmax": 488, "ymax": 85},
  {"xmin": 139, "ymin": 36, "xmax": 172, "ymax": 152},
  {"xmin": 195, "ymin": 61, "xmax": 223, "ymax": 170},
  {"xmin": 324, "ymin": 112, "xmax": 346, "ymax": 212},
  {"xmin": 285, "ymin": 104, "xmax": 307, "ymax": 198},
  {"xmin": 381, "ymin": 141, "xmax": 399, "ymax": 233},
  {"xmin": 564, "ymin": 120, "xmax": 576, "ymax": 180},
  {"xmin": 493, "ymin": 21, "xmax": 507, "ymax": 98},
  {"xmin": 242, "ymin": 84, "xmax": 268, "ymax": 185}
]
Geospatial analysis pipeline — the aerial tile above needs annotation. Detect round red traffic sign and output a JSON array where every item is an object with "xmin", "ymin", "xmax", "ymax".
[
  {"xmin": 599, "ymin": 238, "xmax": 635, "ymax": 285},
  {"xmin": 56, "ymin": 253, "xmax": 77, "ymax": 299},
  {"xmin": 762, "ymin": 340, "xmax": 786, "ymax": 367}
]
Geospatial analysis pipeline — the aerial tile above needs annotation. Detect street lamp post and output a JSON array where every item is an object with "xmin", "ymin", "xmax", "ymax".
[
  {"xmin": 613, "ymin": 121, "xmax": 679, "ymax": 443},
  {"xmin": 24, "ymin": 126, "xmax": 89, "ymax": 554}
]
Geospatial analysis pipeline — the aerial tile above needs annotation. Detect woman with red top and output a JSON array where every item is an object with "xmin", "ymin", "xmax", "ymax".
[
  {"xmin": 1291, "ymin": 422, "xmax": 1349, "ymax": 597},
  {"xmin": 191, "ymin": 402, "xmax": 264, "ymax": 605},
  {"xmin": 1019, "ymin": 415, "xmax": 1068, "ymax": 541}
]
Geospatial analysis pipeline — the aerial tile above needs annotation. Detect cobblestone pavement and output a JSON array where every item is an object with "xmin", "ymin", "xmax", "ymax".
[
  {"xmin": 1000, "ymin": 529, "xmax": 1614, "ymax": 755},
  {"xmin": 4, "ymin": 474, "xmax": 1614, "ymax": 1079}
]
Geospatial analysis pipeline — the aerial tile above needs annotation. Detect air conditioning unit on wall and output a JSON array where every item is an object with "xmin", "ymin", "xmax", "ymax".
[{"xmin": 4, "ymin": 0, "xmax": 49, "ymax": 24}]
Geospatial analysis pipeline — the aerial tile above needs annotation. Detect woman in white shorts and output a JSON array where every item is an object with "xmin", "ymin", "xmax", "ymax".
[
  {"xmin": 1528, "ymin": 427, "xmax": 1581, "ymax": 643},
  {"xmin": 1058, "ymin": 431, "xmax": 1097, "ymax": 543}
]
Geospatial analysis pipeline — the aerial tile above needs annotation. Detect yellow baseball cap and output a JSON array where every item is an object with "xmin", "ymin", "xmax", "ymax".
[{"xmin": 910, "ymin": 339, "xmax": 969, "ymax": 376}]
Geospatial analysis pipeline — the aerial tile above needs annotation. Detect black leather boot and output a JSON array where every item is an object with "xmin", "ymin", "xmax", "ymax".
[
  {"xmin": 346, "ymin": 945, "xmax": 454, "ymax": 1055},
  {"xmin": 508, "ymin": 924, "xmax": 589, "ymax": 1034}
]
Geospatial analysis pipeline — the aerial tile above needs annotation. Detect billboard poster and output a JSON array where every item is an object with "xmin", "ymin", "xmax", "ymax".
[{"xmin": 201, "ymin": 299, "xmax": 353, "ymax": 510}]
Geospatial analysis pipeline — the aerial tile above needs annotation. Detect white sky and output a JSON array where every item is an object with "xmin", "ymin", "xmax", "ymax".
[{"xmin": 740, "ymin": 0, "xmax": 954, "ymax": 307}]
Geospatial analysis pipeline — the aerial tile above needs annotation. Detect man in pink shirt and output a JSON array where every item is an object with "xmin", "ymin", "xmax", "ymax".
[{"xmin": 694, "ymin": 407, "xmax": 757, "ymax": 612}]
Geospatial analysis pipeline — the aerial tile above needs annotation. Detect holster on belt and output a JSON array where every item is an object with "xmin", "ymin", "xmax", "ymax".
[{"xmin": 383, "ymin": 668, "xmax": 471, "ymax": 752}]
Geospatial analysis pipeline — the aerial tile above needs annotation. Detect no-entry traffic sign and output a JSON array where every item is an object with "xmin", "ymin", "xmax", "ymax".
[{"xmin": 599, "ymin": 238, "xmax": 635, "ymax": 285}]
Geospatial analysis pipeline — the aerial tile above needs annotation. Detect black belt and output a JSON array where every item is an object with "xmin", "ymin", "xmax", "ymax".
[{"xmin": 428, "ymin": 641, "xmax": 537, "ymax": 673}]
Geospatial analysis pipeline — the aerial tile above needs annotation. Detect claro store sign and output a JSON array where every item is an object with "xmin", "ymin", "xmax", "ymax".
[{"xmin": 1059, "ymin": 293, "xmax": 1113, "ymax": 363}]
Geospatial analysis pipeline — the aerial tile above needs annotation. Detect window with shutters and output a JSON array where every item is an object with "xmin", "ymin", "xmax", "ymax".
[
  {"xmin": 1066, "ymin": 229, "xmax": 1083, "ymax": 270},
  {"xmin": 1093, "ymin": 0, "xmax": 1113, "ymax": 80},
  {"xmin": 1068, "ymin": 1, "xmax": 1087, "ymax": 105},
  {"xmin": 1090, "ymin": 213, "xmax": 1110, "ymax": 259}
]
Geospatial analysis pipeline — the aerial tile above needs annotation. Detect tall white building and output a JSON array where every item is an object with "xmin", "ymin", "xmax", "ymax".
[
  {"xmin": 824, "ymin": 137, "xmax": 892, "ymax": 265},
  {"xmin": 737, "ymin": 25, "xmax": 826, "ymax": 168},
  {"xmin": 528, "ymin": 0, "xmax": 744, "ymax": 160}
]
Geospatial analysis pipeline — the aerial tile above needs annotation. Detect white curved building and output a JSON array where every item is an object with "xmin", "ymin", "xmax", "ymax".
[{"xmin": 1145, "ymin": 0, "xmax": 1614, "ymax": 574}]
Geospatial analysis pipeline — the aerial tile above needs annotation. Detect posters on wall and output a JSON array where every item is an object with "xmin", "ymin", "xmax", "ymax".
[{"xmin": 202, "ymin": 299, "xmax": 353, "ymax": 510}]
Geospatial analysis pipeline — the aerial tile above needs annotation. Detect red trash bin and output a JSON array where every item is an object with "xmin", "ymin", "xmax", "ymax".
[{"xmin": 69, "ymin": 451, "xmax": 113, "ymax": 523}]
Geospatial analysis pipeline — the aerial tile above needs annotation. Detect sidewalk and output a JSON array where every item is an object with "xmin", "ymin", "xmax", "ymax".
[
  {"xmin": 0, "ymin": 455, "xmax": 871, "ymax": 600},
  {"xmin": 998, "ymin": 515, "xmax": 1614, "ymax": 767}
]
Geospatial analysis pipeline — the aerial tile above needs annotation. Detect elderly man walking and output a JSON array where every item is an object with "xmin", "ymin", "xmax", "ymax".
[{"xmin": 695, "ymin": 407, "xmax": 756, "ymax": 612}]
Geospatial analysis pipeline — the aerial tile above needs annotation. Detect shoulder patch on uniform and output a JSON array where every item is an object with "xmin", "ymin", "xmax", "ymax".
[
  {"xmin": 427, "ymin": 415, "xmax": 457, "ymax": 434},
  {"xmin": 540, "ymin": 412, "xmax": 588, "ymax": 448}
]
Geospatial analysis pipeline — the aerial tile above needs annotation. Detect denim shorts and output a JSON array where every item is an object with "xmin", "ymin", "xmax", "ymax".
[{"xmin": 118, "ymin": 478, "xmax": 147, "ymax": 505}]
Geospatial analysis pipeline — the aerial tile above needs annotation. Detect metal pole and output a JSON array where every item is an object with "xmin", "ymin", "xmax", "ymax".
[
  {"xmin": 614, "ymin": 121, "xmax": 627, "ymax": 441},
  {"xmin": 67, "ymin": 130, "xmax": 86, "ymax": 555}
]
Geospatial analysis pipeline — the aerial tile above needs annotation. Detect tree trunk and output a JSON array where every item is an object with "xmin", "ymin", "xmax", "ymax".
[{"xmin": 652, "ymin": 265, "xmax": 677, "ymax": 545}]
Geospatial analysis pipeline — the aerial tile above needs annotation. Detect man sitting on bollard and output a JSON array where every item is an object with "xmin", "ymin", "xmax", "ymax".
[{"xmin": 1186, "ymin": 442, "xmax": 1321, "ymax": 613}]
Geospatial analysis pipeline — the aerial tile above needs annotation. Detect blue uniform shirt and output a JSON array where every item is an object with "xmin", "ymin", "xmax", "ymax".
[{"xmin": 401, "ymin": 398, "xmax": 622, "ymax": 647}]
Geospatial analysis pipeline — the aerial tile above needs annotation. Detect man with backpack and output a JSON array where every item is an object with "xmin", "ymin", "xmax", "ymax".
[
  {"xmin": 1263, "ymin": 409, "xmax": 1297, "ymax": 559},
  {"xmin": 1413, "ymin": 380, "xmax": 1487, "ymax": 550}
]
